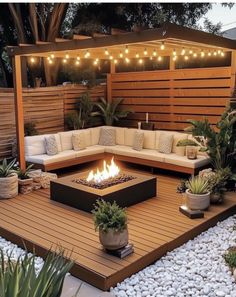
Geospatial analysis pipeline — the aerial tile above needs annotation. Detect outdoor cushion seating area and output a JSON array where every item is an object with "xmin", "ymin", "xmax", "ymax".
[{"xmin": 24, "ymin": 126, "xmax": 210, "ymax": 174}]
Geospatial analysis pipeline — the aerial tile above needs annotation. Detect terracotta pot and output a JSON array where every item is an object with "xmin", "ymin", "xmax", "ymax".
[
  {"xmin": 99, "ymin": 228, "xmax": 128, "ymax": 250},
  {"xmin": 0, "ymin": 173, "xmax": 18, "ymax": 199},
  {"xmin": 210, "ymin": 192, "xmax": 224, "ymax": 204},
  {"xmin": 186, "ymin": 146, "xmax": 198, "ymax": 160},
  {"xmin": 186, "ymin": 189, "xmax": 210, "ymax": 211},
  {"xmin": 176, "ymin": 146, "xmax": 185, "ymax": 156}
]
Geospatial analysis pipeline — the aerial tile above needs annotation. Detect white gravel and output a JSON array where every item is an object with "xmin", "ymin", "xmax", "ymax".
[{"xmin": 111, "ymin": 215, "xmax": 236, "ymax": 297}]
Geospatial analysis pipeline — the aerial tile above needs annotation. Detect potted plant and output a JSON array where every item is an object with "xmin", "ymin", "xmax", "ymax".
[
  {"xmin": 185, "ymin": 175, "xmax": 210, "ymax": 210},
  {"xmin": 0, "ymin": 158, "xmax": 18, "ymax": 199},
  {"xmin": 176, "ymin": 139, "xmax": 197, "ymax": 157},
  {"xmin": 17, "ymin": 164, "xmax": 34, "ymax": 194},
  {"xmin": 92, "ymin": 199, "xmax": 128, "ymax": 250},
  {"xmin": 93, "ymin": 97, "xmax": 132, "ymax": 126}
]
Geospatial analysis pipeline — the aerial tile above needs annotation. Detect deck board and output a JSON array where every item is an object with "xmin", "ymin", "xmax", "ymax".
[{"xmin": 0, "ymin": 171, "xmax": 235, "ymax": 290}]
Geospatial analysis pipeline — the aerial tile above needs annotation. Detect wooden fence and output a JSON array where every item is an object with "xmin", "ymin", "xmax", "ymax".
[
  {"xmin": 0, "ymin": 84, "xmax": 106, "ymax": 159},
  {"xmin": 110, "ymin": 66, "xmax": 234, "ymax": 130}
]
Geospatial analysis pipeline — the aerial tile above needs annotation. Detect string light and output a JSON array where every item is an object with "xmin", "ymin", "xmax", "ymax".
[
  {"xmin": 160, "ymin": 42, "xmax": 165, "ymax": 50},
  {"xmin": 85, "ymin": 50, "xmax": 90, "ymax": 58},
  {"xmin": 119, "ymin": 52, "xmax": 123, "ymax": 58},
  {"xmin": 221, "ymin": 51, "xmax": 225, "ymax": 57},
  {"xmin": 93, "ymin": 60, "xmax": 98, "ymax": 66},
  {"xmin": 217, "ymin": 50, "xmax": 221, "ymax": 55},
  {"xmin": 173, "ymin": 49, "xmax": 177, "ymax": 56},
  {"xmin": 48, "ymin": 59, "xmax": 53, "ymax": 65},
  {"xmin": 208, "ymin": 51, "xmax": 212, "ymax": 57},
  {"xmin": 30, "ymin": 57, "xmax": 35, "ymax": 63},
  {"xmin": 125, "ymin": 46, "xmax": 129, "ymax": 54},
  {"xmin": 109, "ymin": 55, "xmax": 113, "ymax": 60},
  {"xmin": 213, "ymin": 50, "xmax": 217, "ymax": 56},
  {"xmin": 50, "ymin": 54, "xmax": 55, "ymax": 59},
  {"xmin": 153, "ymin": 49, "xmax": 157, "ymax": 57},
  {"xmin": 135, "ymin": 52, "xmax": 139, "ymax": 58},
  {"xmin": 114, "ymin": 59, "xmax": 118, "ymax": 64},
  {"xmin": 125, "ymin": 57, "xmax": 130, "ymax": 63},
  {"xmin": 47, "ymin": 57, "xmax": 51, "ymax": 61},
  {"xmin": 65, "ymin": 54, "xmax": 69, "ymax": 59},
  {"xmin": 173, "ymin": 56, "xmax": 177, "ymax": 61},
  {"xmin": 138, "ymin": 58, "xmax": 143, "ymax": 65},
  {"xmin": 189, "ymin": 50, "xmax": 193, "ymax": 55},
  {"xmin": 200, "ymin": 50, "xmax": 205, "ymax": 58},
  {"xmin": 63, "ymin": 58, "xmax": 67, "ymax": 64},
  {"xmin": 184, "ymin": 55, "xmax": 189, "ymax": 61},
  {"xmin": 157, "ymin": 56, "xmax": 162, "ymax": 62},
  {"xmin": 193, "ymin": 52, "xmax": 197, "ymax": 58},
  {"xmin": 149, "ymin": 56, "xmax": 153, "ymax": 60},
  {"xmin": 181, "ymin": 48, "xmax": 186, "ymax": 56},
  {"xmin": 75, "ymin": 60, "xmax": 80, "ymax": 66},
  {"xmin": 144, "ymin": 48, "xmax": 148, "ymax": 56},
  {"xmin": 105, "ymin": 48, "xmax": 109, "ymax": 56}
]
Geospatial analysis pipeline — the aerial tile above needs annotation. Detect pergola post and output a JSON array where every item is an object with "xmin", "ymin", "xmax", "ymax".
[{"xmin": 12, "ymin": 55, "xmax": 25, "ymax": 171}]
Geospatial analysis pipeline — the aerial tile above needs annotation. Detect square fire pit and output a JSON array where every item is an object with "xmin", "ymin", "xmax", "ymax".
[{"xmin": 50, "ymin": 170, "xmax": 157, "ymax": 213}]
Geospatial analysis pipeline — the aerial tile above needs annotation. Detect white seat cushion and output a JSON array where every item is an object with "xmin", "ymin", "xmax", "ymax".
[
  {"xmin": 74, "ymin": 145, "xmax": 105, "ymax": 157},
  {"xmin": 25, "ymin": 135, "xmax": 46, "ymax": 156},
  {"xmin": 115, "ymin": 127, "xmax": 126, "ymax": 145},
  {"xmin": 111, "ymin": 145, "xmax": 165, "ymax": 162},
  {"xmin": 59, "ymin": 131, "xmax": 73, "ymax": 151},
  {"xmin": 26, "ymin": 150, "xmax": 77, "ymax": 165},
  {"xmin": 164, "ymin": 153, "xmax": 210, "ymax": 169}
]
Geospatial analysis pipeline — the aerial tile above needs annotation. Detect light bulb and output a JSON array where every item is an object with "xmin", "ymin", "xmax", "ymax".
[
  {"xmin": 135, "ymin": 53, "xmax": 139, "ymax": 58},
  {"xmin": 217, "ymin": 50, "xmax": 221, "ymax": 54},
  {"xmin": 76, "ymin": 56, "xmax": 80, "ymax": 61},
  {"xmin": 93, "ymin": 60, "xmax": 98, "ymax": 66},
  {"xmin": 150, "ymin": 56, "xmax": 153, "ymax": 60},
  {"xmin": 208, "ymin": 51, "xmax": 212, "ymax": 57},
  {"xmin": 65, "ymin": 54, "xmax": 69, "ymax": 59},
  {"xmin": 144, "ymin": 48, "xmax": 148, "ymax": 56},
  {"xmin": 160, "ymin": 42, "xmax": 165, "ymax": 50},
  {"xmin": 153, "ymin": 49, "xmax": 157, "ymax": 57},
  {"xmin": 63, "ymin": 58, "xmax": 67, "ymax": 64},
  {"xmin": 105, "ymin": 49, "xmax": 109, "ymax": 56},
  {"xmin": 157, "ymin": 56, "xmax": 162, "ymax": 62},
  {"xmin": 173, "ymin": 49, "xmax": 177, "ymax": 56},
  {"xmin": 138, "ymin": 58, "xmax": 143, "ymax": 64},
  {"xmin": 75, "ymin": 60, "xmax": 80, "ymax": 66},
  {"xmin": 193, "ymin": 53, "xmax": 197, "ymax": 58},
  {"xmin": 47, "ymin": 57, "xmax": 50, "ymax": 61},
  {"xmin": 119, "ymin": 52, "xmax": 123, "ymax": 58},
  {"xmin": 50, "ymin": 54, "xmax": 55, "ymax": 59},
  {"xmin": 30, "ymin": 57, "xmax": 35, "ymax": 63},
  {"xmin": 184, "ymin": 55, "xmax": 189, "ymax": 61},
  {"xmin": 173, "ymin": 56, "xmax": 177, "ymax": 61},
  {"xmin": 85, "ymin": 50, "xmax": 90, "ymax": 58},
  {"xmin": 181, "ymin": 48, "xmax": 185, "ymax": 56},
  {"xmin": 213, "ymin": 50, "xmax": 217, "ymax": 56},
  {"xmin": 109, "ymin": 55, "xmax": 113, "ymax": 60},
  {"xmin": 125, "ymin": 46, "xmax": 129, "ymax": 54},
  {"xmin": 125, "ymin": 57, "xmax": 130, "ymax": 63},
  {"xmin": 114, "ymin": 59, "xmax": 118, "ymax": 64},
  {"xmin": 221, "ymin": 52, "xmax": 225, "ymax": 57},
  {"xmin": 189, "ymin": 50, "xmax": 193, "ymax": 55},
  {"xmin": 201, "ymin": 50, "xmax": 205, "ymax": 58}
]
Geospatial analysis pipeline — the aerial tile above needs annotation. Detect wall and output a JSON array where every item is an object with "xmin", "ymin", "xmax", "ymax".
[
  {"xmin": 110, "ymin": 66, "xmax": 233, "ymax": 130},
  {"xmin": 0, "ymin": 84, "xmax": 106, "ymax": 159}
]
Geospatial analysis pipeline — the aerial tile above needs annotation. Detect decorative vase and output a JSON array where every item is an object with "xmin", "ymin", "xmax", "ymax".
[
  {"xmin": 99, "ymin": 228, "xmax": 128, "ymax": 250},
  {"xmin": 176, "ymin": 146, "xmax": 185, "ymax": 156},
  {"xmin": 0, "ymin": 173, "xmax": 18, "ymax": 199},
  {"xmin": 18, "ymin": 178, "xmax": 33, "ymax": 194},
  {"xmin": 210, "ymin": 192, "xmax": 224, "ymax": 204},
  {"xmin": 186, "ymin": 146, "xmax": 198, "ymax": 160},
  {"xmin": 186, "ymin": 189, "xmax": 210, "ymax": 210}
]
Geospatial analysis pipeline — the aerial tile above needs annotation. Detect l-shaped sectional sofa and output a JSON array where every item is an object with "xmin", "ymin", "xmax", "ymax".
[{"xmin": 24, "ymin": 126, "xmax": 210, "ymax": 174}]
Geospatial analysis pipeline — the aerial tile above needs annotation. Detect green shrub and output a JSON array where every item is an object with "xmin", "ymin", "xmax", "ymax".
[
  {"xmin": 176, "ymin": 139, "xmax": 198, "ymax": 147},
  {"xmin": 224, "ymin": 248, "xmax": 236, "ymax": 268},
  {"xmin": 186, "ymin": 175, "xmax": 209, "ymax": 194},
  {"xmin": 92, "ymin": 200, "xmax": 127, "ymax": 233},
  {"xmin": 17, "ymin": 164, "xmax": 34, "ymax": 180}
]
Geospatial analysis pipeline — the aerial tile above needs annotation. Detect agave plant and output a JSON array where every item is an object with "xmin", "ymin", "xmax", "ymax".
[
  {"xmin": 94, "ymin": 97, "xmax": 132, "ymax": 126},
  {"xmin": 0, "ymin": 248, "xmax": 74, "ymax": 297},
  {"xmin": 186, "ymin": 175, "xmax": 209, "ymax": 195},
  {"xmin": 186, "ymin": 106, "xmax": 236, "ymax": 170},
  {"xmin": 17, "ymin": 163, "xmax": 34, "ymax": 180},
  {"xmin": 0, "ymin": 159, "xmax": 17, "ymax": 178}
]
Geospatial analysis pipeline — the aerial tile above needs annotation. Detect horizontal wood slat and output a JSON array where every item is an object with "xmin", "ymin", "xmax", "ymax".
[
  {"xmin": 0, "ymin": 84, "xmax": 106, "ymax": 159},
  {"xmin": 111, "ymin": 67, "xmax": 233, "ymax": 131}
]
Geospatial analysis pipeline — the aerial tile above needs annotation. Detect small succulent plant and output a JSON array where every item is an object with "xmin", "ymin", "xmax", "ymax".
[
  {"xmin": 176, "ymin": 139, "xmax": 198, "ymax": 147},
  {"xmin": 224, "ymin": 247, "xmax": 236, "ymax": 268},
  {"xmin": 0, "ymin": 159, "xmax": 17, "ymax": 178},
  {"xmin": 186, "ymin": 175, "xmax": 209, "ymax": 194}
]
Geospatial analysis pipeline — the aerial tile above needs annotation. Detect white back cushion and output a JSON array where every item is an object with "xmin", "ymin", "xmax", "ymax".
[
  {"xmin": 83, "ymin": 129, "xmax": 92, "ymax": 147},
  {"xmin": 143, "ymin": 130, "xmax": 156, "ymax": 149},
  {"xmin": 25, "ymin": 135, "xmax": 46, "ymax": 156},
  {"xmin": 53, "ymin": 134, "xmax": 62, "ymax": 152},
  {"xmin": 172, "ymin": 133, "xmax": 188, "ymax": 153},
  {"xmin": 124, "ymin": 128, "xmax": 137, "ymax": 146},
  {"xmin": 90, "ymin": 127, "xmax": 101, "ymax": 145},
  {"xmin": 115, "ymin": 127, "xmax": 126, "ymax": 145},
  {"xmin": 59, "ymin": 131, "xmax": 73, "ymax": 151}
]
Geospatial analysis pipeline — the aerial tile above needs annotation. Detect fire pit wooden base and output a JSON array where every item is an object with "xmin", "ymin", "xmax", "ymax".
[{"xmin": 50, "ymin": 171, "xmax": 157, "ymax": 213}]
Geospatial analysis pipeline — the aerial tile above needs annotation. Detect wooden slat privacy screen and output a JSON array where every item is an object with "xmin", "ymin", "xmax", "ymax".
[
  {"xmin": 110, "ymin": 67, "xmax": 233, "ymax": 130},
  {"xmin": 0, "ymin": 85, "xmax": 106, "ymax": 159}
]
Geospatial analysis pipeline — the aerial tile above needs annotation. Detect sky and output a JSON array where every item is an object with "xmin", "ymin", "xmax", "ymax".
[{"xmin": 199, "ymin": 3, "xmax": 236, "ymax": 31}]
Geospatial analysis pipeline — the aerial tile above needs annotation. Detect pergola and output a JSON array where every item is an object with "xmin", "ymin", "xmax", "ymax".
[{"xmin": 7, "ymin": 22, "xmax": 236, "ymax": 170}]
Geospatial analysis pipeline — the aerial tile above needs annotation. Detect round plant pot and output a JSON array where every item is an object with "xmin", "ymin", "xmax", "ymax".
[
  {"xmin": 0, "ymin": 173, "xmax": 18, "ymax": 199},
  {"xmin": 186, "ymin": 189, "xmax": 210, "ymax": 211},
  {"xmin": 176, "ymin": 146, "xmax": 185, "ymax": 156},
  {"xmin": 210, "ymin": 192, "xmax": 224, "ymax": 204},
  {"xmin": 99, "ymin": 228, "xmax": 128, "ymax": 250}
]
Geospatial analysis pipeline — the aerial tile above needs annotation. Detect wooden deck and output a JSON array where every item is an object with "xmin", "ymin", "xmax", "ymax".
[{"xmin": 0, "ymin": 169, "xmax": 235, "ymax": 291}]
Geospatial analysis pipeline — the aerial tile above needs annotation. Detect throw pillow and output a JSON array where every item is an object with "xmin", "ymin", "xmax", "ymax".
[
  {"xmin": 72, "ymin": 132, "xmax": 86, "ymax": 151},
  {"xmin": 133, "ymin": 131, "xmax": 144, "ymax": 151},
  {"xmin": 45, "ymin": 135, "xmax": 58, "ymax": 156},
  {"xmin": 158, "ymin": 132, "xmax": 173, "ymax": 154},
  {"xmin": 99, "ymin": 127, "xmax": 116, "ymax": 146}
]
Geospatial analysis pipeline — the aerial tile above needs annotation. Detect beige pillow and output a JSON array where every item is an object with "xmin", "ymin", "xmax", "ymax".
[
  {"xmin": 158, "ymin": 132, "xmax": 173, "ymax": 154},
  {"xmin": 72, "ymin": 132, "xmax": 86, "ymax": 151},
  {"xmin": 45, "ymin": 135, "xmax": 58, "ymax": 156},
  {"xmin": 99, "ymin": 127, "xmax": 116, "ymax": 146},
  {"xmin": 133, "ymin": 131, "xmax": 144, "ymax": 151}
]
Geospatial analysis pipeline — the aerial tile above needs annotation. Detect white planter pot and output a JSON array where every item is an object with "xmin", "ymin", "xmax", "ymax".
[
  {"xmin": 99, "ymin": 228, "xmax": 128, "ymax": 250},
  {"xmin": 0, "ymin": 173, "xmax": 18, "ymax": 199},
  {"xmin": 186, "ymin": 189, "xmax": 210, "ymax": 211},
  {"xmin": 176, "ymin": 146, "xmax": 185, "ymax": 156}
]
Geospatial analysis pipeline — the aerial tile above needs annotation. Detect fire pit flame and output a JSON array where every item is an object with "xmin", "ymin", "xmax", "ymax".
[{"xmin": 86, "ymin": 158, "xmax": 120, "ymax": 184}]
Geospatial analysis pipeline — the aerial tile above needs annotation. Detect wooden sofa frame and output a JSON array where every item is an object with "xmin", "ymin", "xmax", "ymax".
[{"xmin": 31, "ymin": 152, "xmax": 203, "ymax": 175}]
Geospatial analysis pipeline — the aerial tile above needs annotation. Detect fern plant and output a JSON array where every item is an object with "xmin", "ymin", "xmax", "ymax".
[
  {"xmin": 0, "ymin": 159, "xmax": 17, "ymax": 178},
  {"xmin": 92, "ymin": 200, "xmax": 127, "ymax": 233},
  {"xmin": 94, "ymin": 97, "xmax": 132, "ymax": 126},
  {"xmin": 187, "ymin": 107, "xmax": 236, "ymax": 170},
  {"xmin": 0, "ymin": 249, "xmax": 74, "ymax": 297},
  {"xmin": 186, "ymin": 176, "xmax": 209, "ymax": 194}
]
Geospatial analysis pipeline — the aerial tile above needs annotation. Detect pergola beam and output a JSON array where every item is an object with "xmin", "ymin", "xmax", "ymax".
[{"xmin": 12, "ymin": 55, "xmax": 25, "ymax": 171}]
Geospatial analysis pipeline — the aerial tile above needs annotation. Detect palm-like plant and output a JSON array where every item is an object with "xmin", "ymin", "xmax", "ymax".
[
  {"xmin": 75, "ymin": 92, "xmax": 95, "ymax": 128},
  {"xmin": 186, "ymin": 107, "xmax": 236, "ymax": 170},
  {"xmin": 94, "ymin": 97, "xmax": 132, "ymax": 126},
  {"xmin": 0, "ymin": 249, "xmax": 74, "ymax": 297},
  {"xmin": 0, "ymin": 159, "xmax": 16, "ymax": 178}
]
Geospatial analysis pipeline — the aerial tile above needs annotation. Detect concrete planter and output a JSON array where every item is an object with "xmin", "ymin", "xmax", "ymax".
[
  {"xmin": 186, "ymin": 189, "xmax": 210, "ymax": 210},
  {"xmin": 0, "ymin": 173, "xmax": 18, "ymax": 199},
  {"xmin": 176, "ymin": 146, "xmax": 185, "ymax": 156},
  {"xmin": 99, "ymin": 228, "xmax": 128, "ymax": 250},
  {"xmin": 18, "ymin": 178, "xmax": 33, "ymax": 194}
]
